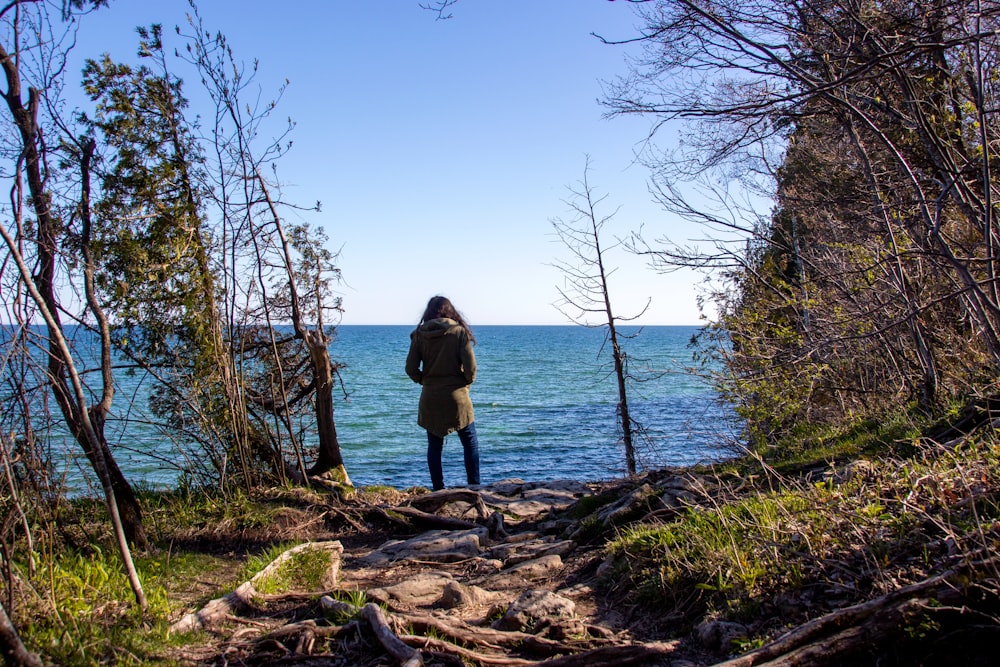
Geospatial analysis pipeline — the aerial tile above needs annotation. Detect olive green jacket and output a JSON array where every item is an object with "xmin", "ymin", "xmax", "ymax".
[{"xmin": 405, "ymin": 318, "xmax": 476, "ymax": 437}]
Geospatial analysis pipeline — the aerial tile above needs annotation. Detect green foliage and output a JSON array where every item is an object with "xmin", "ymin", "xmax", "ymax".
[
  {"xmin": 143, "ymin": 486, "xmax": 281, "ymax": 534},
  {"xmin": 607, "ymin": 490, "xmax": 826, "ymax": 619},
  {"xmin": 17, "ymin": 546, "xmax": 172, "ymax": 666},
  {"xmin": 603, "ymin": 427, "xmax": 1000, "ymax": 631},
  {"xmin": 240, "ymin": 541, "xmax": 335, "ymax": 594}
]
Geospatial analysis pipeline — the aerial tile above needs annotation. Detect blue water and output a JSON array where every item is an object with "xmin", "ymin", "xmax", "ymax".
[
  {"xmin": 332, "ymin": 325, "xmax": 731, "ymax": 488},
  {"xmin": 10, "ymin": 325, "xmax": 736, "ymax": 490}
]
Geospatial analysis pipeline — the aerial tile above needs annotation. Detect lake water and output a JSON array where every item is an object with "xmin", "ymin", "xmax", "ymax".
[{"xmin": 23, "ymin": 325, "xmax": 737, "ymax": 491}]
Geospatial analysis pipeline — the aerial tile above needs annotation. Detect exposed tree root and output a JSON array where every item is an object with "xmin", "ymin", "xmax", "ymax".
[
  {"xmin": 712, "ymin": 561, "xmax": 987, "ymax": 667},
  {"xmin": 407, "ymin": 488, "xmax": 490, "ymax": 519},
  {"xmin": 362, "ymin": 603, "xmax": 423, "ymax": 667},
  {"xmin": 386, "ymin": 504, "xmax": 482, "ymax": 531},
  {"xmin": 168, "ymin": 541, "xmax": 343, "ymax": 635}
]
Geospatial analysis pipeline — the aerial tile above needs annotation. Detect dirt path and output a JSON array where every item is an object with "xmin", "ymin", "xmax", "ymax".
[{"xmin": 168, "ymin": 477, "xmax": 692, "ymax": 666}]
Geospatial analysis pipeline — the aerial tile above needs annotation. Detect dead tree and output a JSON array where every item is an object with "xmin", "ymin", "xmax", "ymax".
[{"xmin": 550, "ymin": 158, "xmax": 650, "ymax": 476}]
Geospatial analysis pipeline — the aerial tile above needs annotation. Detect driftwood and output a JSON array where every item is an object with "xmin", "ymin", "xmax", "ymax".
[
  {"xmin": 361, "ymin": 603, "xmax": 423, "ymax": 667},
  {"xmin": 169, "ymin": 541, "xmax": 343, "ymax": 635}
]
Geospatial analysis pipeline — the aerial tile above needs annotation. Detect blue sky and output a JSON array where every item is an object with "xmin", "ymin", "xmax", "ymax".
[{"xmin": 74, "ymin": 1, "xmax": 711, "ymax": 326}]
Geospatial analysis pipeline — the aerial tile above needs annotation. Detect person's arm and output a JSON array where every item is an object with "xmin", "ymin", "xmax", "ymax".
[
  {"xmin": 460, "ymin": 334, "xmax": 476, "ymax": 385},
  {"xmin": 405, "ymin": 334, "xmax": 423, "ymax": 384}
]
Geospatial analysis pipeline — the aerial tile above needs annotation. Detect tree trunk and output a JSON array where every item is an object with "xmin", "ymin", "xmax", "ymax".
[
  {"xmin": 303, "ymin": 330, "xmax": 350, "ymax": 484},
  {"xmin": 0, "ymin": 602, "xmax": 41, "ymax": 667},
  {"xmin": 82, "ymin": 411, "xmax": 148, "ymax": 549},
  {"xmin": 609, "ymin": 323, "xmax": 636, "ymax": 476},
  {"xmin": 0, "ymin": 37, "xmax": 147, "ymax": 608}
]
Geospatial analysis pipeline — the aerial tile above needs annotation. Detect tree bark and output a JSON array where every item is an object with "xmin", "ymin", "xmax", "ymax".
[
  {"xmin": 0, "ymin": 31, "xmax": 147, "ymax": 610},
  {"xmin": 303, "ymin": 329, "xmax": 349, "ymax": 482},
  {"xmin": 0, "ymin": 602, "xmax": 41, "ymax": 667}
]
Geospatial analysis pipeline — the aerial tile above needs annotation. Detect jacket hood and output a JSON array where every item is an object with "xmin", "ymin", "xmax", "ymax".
[{"xmin": 417, "ymin": 317, "xmax": 459, "ymax": 338}]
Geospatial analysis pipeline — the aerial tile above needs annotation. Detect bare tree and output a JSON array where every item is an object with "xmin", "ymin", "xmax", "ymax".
[
  {"xmin": 0, "ymin": 1, "xmax": 146, "ymax": 608},
  {"xmin": 551, "ymin": 158, "xmax": 650, "ymax": 476},
  {"xmin": 179, "ymin": 6, "xmax": 352, "ymax": 487},
  {"xmin": 603, "ymin": 0, "xmax": 1000, "ymax": 439}
]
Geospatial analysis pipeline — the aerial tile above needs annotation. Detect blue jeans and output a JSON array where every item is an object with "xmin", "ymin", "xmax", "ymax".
[{"xmin": 426, "ymin": 422, "xmax": 480, "ymax": 491}]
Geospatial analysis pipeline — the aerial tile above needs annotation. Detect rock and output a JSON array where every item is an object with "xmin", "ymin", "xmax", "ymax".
[
  {"xmin": 319, "ymin": 595, "xmax": 358, "ymax": 620},
  {"xmin": 368, "ymin": 572, "xmax": 455, "ymax": 607},
  {"xmin": 486, "ymin": 538, "xmax": 576, "ymax": 566},
  {"xmin": 359, "ymin": 527, "xmax": 488, "ymax": 565},
  {"xmin": 538, "ymin": 518, "xmax": 574, "ymax": 534},
  {"xmin": 436, "ymin": 580, "xmax": 496, "ymax": 609},
  {"xmin": 492, "ymin": 589, "xmax": 577, "ymax": 632},
  {"xmin": 485, "ymin": 554, "xmax": 564, "ymax": 588},
  {"xmin": 660, "ymin": 487, "xmax": 699, "ymax": 509},
  {"xmin": 478, "ymin": 479, "xmax": 592, "ymax": 520},
  {"xmin": 594, "ymin": 484, "xmax": 655, "ymax": 526},
  {"xmin": 696, "ymin": 619, "xmax": 748, "ymax": 652}
]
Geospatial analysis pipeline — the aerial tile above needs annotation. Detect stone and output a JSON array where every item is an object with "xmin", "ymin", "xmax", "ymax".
[
  {"xmin": 595, "ymin": 484, "xmax": 655, "ymax": 526},
  {"xmin": 478, "ymin": 479, "xmax": 592, "ymax": 520},
  {"xmin": 436, "ymin": 581, "xmax": 496, "ymax": 609},
  {"xmin": 696, "ymin": 619, "xmax": 748, "ymax": 652},
  {"xmin": 368, "ymin": 572, "xmax": 455, "ymax": 607},
  {"xmin": 360, "ymin": 527, "xmax": 488, "ymax": 565},
  {"xmin": 486, "ymin": 538, "xmax": 576, "ymax": 566},
  {"xmin": 492, "ymin": 589, "xmax": 577, "ymax": 632},
  {"xmin": 485, "ymin": 554, "xmax": 564, "ymax": 588}
]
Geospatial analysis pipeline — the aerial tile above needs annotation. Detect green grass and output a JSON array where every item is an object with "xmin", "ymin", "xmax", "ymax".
[{"xmin": 601, "ymin": 423, "xmax": 1000, "ymax": 638}]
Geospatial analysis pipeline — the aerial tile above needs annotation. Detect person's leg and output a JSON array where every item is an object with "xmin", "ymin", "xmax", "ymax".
[
  {"xmin": 426, "ymin": 430, "xmax": 445, "ymax": 491},
  {"xmin": 457, "ymin": 422, "xmax": 481, "ymax": 486}
]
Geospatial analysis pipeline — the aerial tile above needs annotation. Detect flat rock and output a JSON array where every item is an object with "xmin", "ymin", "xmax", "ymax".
[
  {"xmin": 436, "ymin": 580, "xmax": 499, "ymax": 609},
  {"xmin": 368, "ymin": 572, "xmax": 455, "ymax": 606},
  {"xmin": 478, "ymin": 479, "xmax": 592, "ymax": 520},
  {"xmin": 483, "ymin": 553, "xmax": 565, "ymax": 589},
  {"xmin": 492, "ymin": 588, "xmax": 577, "ymax": 632},
  {"xmin": 360, "ymin": 527, "xmax": 488, "ymax": 565},
  {"xmin": 486, "ymin": 538, "xmax": 576, "ymax": 566}
]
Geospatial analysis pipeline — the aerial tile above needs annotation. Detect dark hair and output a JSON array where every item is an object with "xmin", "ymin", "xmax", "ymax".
[{"xmin": 420, "ymin": 295, "xmax": 476, "ymax": 344}]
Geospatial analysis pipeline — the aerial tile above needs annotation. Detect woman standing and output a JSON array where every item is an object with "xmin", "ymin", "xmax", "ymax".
[{"xmin": 405, "ymin": 295, "xmax": 481, "ymax": 491}]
